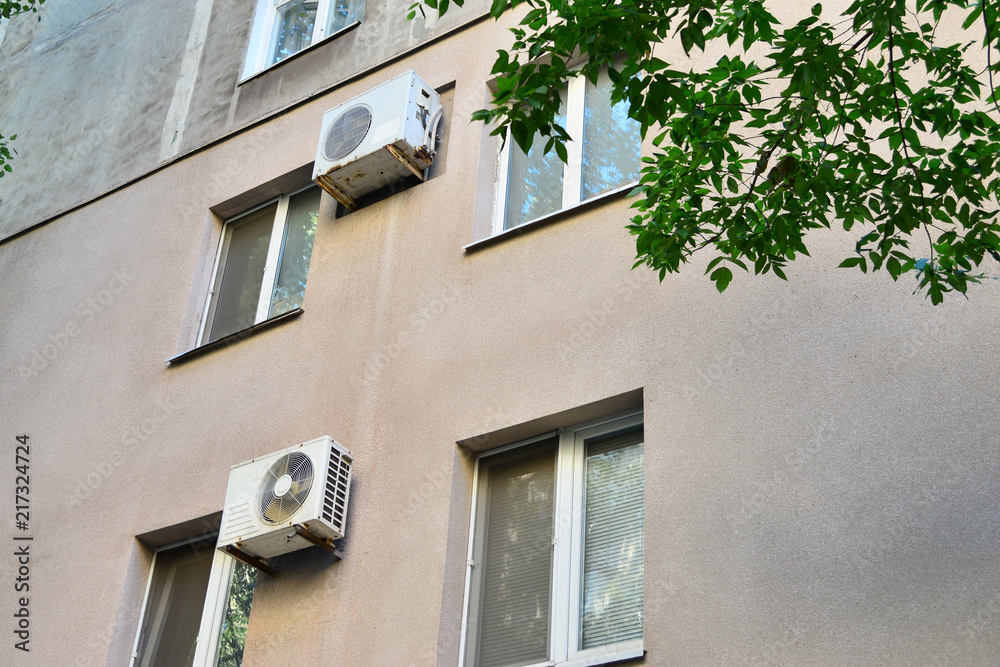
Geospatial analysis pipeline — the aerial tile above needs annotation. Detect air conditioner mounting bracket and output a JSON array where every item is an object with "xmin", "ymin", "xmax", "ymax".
[
  {"xmin": 293, "ymin": 524, "xmax": 343, "ymax": 561},
  {"xmin": 219, "ymin": 544, "xmax": 277, "ymax": 577}
]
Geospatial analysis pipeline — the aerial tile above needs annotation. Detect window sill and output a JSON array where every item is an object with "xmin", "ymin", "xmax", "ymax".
[
  {"xmin": 563, "ymin": 644, "xmax": 644, "ymax": 667},
  {"xmin": 517, "ymin": 644, "xmax": 645, "ymax": 667},
  {"xmin": 463, "ymin": 182, "xmax": 637, "ymax": 254},
  {"xmin": 237, "ymin": 21, "xmax": 362, "ymax": 87},
  {"xmin": 165, "ymin": 308, "xmax": 303, "ymax": 365}
]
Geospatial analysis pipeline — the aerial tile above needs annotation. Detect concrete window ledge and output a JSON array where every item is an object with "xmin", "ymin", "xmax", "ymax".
[
  {"xmin": 463, "ymin": 183, "xmax": 637, "ymax": 254},
  {"xmin": 166, "ymin": 308, "xmax": 303, "ymax": 365}
]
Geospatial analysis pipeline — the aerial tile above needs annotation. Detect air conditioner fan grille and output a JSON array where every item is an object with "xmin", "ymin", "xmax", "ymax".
[
  {"xmin": 324, "ymin": 104, "xmax": 372, "ymax": 162},
  {"xmin": 257, "ymin": 451, "xmax": 314, "ymax": 524}
]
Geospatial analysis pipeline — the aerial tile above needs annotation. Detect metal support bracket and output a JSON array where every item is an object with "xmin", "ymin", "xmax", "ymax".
[
  {"xmin": 218, "ymin": 544, "xmax": 277, "ymax": 577},
  {"xmin": 293, "ymin": 524, "xmax": 343, "ymax": 561},
  {"xmin": 315, "ymin": 174, "xmax": 360, "ymax": 211},
  {"xmin": 385, "ymin": 144, "xmax": 427, "ymax": 181}
]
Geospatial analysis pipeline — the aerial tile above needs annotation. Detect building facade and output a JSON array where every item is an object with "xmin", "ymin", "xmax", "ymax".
[{"xmin": 1, "ymin": 0, "xmax": 998, "ymax": 665}]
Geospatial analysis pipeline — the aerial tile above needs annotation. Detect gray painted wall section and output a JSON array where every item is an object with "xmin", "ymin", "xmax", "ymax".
[{"xmin": 0, "ymin": 0, "xmax": 490, "ymax": 240}]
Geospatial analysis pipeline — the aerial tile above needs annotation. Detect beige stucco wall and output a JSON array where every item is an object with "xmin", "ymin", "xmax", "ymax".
[{"xmin": 0, "ymin": 1, "xmax": 998, "ymax": 666}]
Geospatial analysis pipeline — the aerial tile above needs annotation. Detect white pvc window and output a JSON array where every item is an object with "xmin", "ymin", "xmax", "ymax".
[
  {"xmin": 131, "ymin": 536, "xmax": 216, "ymax": 667},
  {"xmin": 462, "ymin": 412, "xmax": 645, "ymax": 667},
  {"xmin": 494, "ymin": 67, "xmax": 641, "ymax": 233},
  {"xmin": 200, "ymin": 185, "xmax": 321, "ymax": 345},
  {"xmin": 131, "ymin": 536, "xmax": 258, "ymax": 667},
  {"xmin": 243, "ymin": 0, "xmax": 364, "ymax": 78}
]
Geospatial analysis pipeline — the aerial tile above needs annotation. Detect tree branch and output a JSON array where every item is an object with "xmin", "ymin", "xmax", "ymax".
[{"xmin": 887, "ymin": 25, "xmax": 934, "ymax": 264}]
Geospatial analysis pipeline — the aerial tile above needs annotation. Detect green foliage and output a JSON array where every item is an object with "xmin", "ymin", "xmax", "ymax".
[
  {"xmin": 412, "ymin": 0, "xmax": 1000, "ymax": 302},
  {"xmin": 0, "ymin": 1, "xmax": 45, "ymax": 177},
  {"xmin": 0, "ymin": 134, "xmax": 15, "ymax": 179},
  {"xmin": 216, "ymin": 561, "xmax": 257, "ymax": 666},
  {"xmin": 0, "ymin": 1, "xmax": 44, "ymax": 21}
]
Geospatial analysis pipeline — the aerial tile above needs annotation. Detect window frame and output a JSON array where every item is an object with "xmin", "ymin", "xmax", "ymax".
[
  {"xmin": 242, "ymin": 0, "xmax": 363, "ymax": 80},
  {"xmin": 492, "ymin": 67, "xmax": 640, "ymax": 236},
  {"xmin": 198, "ymin": 184, "xmax": 320, "ymax": 346},
  {"xmin": 460, "ymin": 411, "xmax": 645, "ymax": 667},
  {"xmin": 192, "ymin": 548, "xmax": 242, "ymax": 666},
  {"xmin": 130, "ymin": 534, "xmax": 250, "ymax": 667}
]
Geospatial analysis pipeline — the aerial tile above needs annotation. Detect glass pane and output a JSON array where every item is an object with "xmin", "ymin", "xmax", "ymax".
[
  {"xmin": 271, "ymin": 1, "xmax": 318, "ymax": 65},
  {"xmin": 505, "ymin": 110, "xmax": 566, "ymax": 230},
  {"xmin": 216, "ymin": 561, "xmax": 258, "ymax": 667},
  {"xmin": 326, "ymin": 0, "xmax": 361, "ymax": 35},
  {"xmin": 582, "ymin": 70, "xmax": 641, "ymax": 200},
  {"xmin": 581, "ymin": 427, "xmax": 645, "ymax": 649},
  {"xmin": 478, "ymin": 444, "xmax": 556, "ymax": 667},
  {"xmin": 209, "ymin": 204, "xmax": 276, "ymax": 342},
  {"xmin": 270, "ymin": 187, "xmax": 321, "ymax": 317},
  {"xmin": 135, "ymin": 539, "xmax": 215, "ymax": 667}
]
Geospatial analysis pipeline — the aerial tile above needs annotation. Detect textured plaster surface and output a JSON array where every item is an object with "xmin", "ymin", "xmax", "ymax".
[
  {"xmin": 0, "ymin": 0, "xmax": 491, "ymax": 240},
  {"xmin": 0, "ymin": 2, "xmax": 998, "ymax": 666}
]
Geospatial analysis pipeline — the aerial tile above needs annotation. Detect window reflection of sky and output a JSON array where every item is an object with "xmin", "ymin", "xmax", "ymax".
[
  {"xmin": 506, "ymin": 111, "xmax": 567, "ymax": 230},
  {"xmin": 504, "ymin": 68, "xmax": 641, "ymax": 231},
  {"xmin": 583, "ymin": 74, "xmax": 641, "ymax": 200},
  {"xmin": 271, "ymin": 189, "xmax": 321, "ymax": 316},
  {"xmin": 272, "ymin": 1, "xmax": 318, "ymax": 64}
]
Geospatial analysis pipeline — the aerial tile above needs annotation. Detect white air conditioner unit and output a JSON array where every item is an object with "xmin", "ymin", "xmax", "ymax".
[
  {"xmin": 217, "ymin": 436, "xmax": 353, "ymax": 561},
  {"xmin": 312, "ymin": 70, "xmax": 442, "ymax": 210}
]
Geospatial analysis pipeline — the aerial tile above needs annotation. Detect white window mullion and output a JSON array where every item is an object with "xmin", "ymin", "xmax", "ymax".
[
  {"xmin": 196, "ymin": 225, "xmax": 231, "ymax": 346},
  {"xmin": 129, "ymin": 550, "xmax": 160, "ymax": 667},
  {"xmin": 562, "ymin": 75, "xmax": 586, "ymax": 210},
  {"xmin": 566, "ymin": 430, "xmax": 588, "ymax": 656},
  {"xmin": 315, "ymin": 0, "xmax": 331, "ymax": 39},
  {"xmin": 255, "ymin": 196, "xmax": 289, "ymax": 324},
  {"xmin": 262, "ymin": 0, "xmax": 283, "ymax": 71},
  {"xmin": 493, "ymin": 137, "xmax": 513, "ymax": 235},
  {"xmin": 265, "ymin": 0, "xmax": 293, "ymax": 68},
  {"xmin": 243, "ymin": 0, "xmax": 274, "ymax": 76},
  {"xmin": 191, "ymin": 550, "xmax": 236, "ymax": 667},
  {"xmin": 457, "ymin": 457, "xmax": 482, "ymax": 667},
  {"xmin": 550, "ymin": 431, "xmax": 577, "ymax": 663}
]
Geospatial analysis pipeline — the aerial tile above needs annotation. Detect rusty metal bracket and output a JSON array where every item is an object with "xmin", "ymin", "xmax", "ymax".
[
  {"xmin": 315, "ymin": 173, "xmax": 359, "ymax": 211},
  {"xmin": 293, "ymin": 524, "xmax": 343, "ymax": 561},
  {"xmin": 385, "ymin": 144, "xmax": 427, "ymax": 181},
  {"xmin": 219, "ymin": 544, "xmax": 277, "ymax": 577}
]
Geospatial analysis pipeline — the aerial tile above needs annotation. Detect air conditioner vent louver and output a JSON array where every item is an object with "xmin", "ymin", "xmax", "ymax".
[
  {"xmin": 322, "ymin": 449, "xmax": 352, "ymax": 532},
  {"xmin": 323, "ymin": 104, "xmax": 372, "ymax": 161},
  {"xmin": 257, "ymin": 451, "xmax": 314, "ymax": 524}
]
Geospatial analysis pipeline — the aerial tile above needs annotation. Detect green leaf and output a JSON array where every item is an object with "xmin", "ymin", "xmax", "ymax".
[
  {"xmin": 510, "ymin": 120, "xmax": 532, "ymax": 152},
  {"xmin": 554, "ymin": 140, "xmax": 568, "ymax": 163},
  {"xmin": 710, "ymin": 266, "xmax": 733, "ymax": 292}
]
